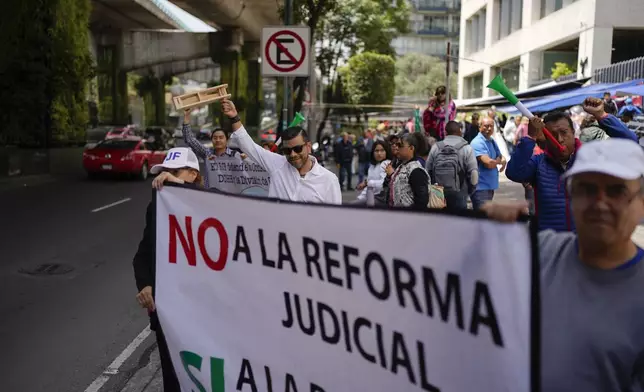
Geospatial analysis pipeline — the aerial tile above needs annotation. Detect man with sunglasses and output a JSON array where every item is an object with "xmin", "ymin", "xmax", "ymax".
[
  {"xmin": 482, "ymin": 138, "xmax": 644, "ymax": 392},
  {"xmin": 225, "ymin": 99, "xmax": 342, "ymax": 204}
]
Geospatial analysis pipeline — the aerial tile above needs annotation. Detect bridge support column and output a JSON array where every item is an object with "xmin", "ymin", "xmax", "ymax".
[
  {"xmin": 243, "ymin": 43, "xmax": 262, "ymax": 129},
  {"xmin": 141, "ymin": 75, "xmax": 167, "ymax": 126},
  {"xmin": 95, "ymin": 33, "xmax": 129, "ymax": 125}
]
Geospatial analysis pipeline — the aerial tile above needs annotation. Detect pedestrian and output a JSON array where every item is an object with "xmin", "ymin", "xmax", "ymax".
[
  {"xmin": 353, "ymin": 140, "xmax": 392, "ymax": 204},
  {"xmin": 506, "ymin": 97, "xmax": 638, "ymax": 231},
  {"xmin": 426, "ymin": 121, "xmax": 479, "ymax": 210},
  {"xmin": 618, "ymin": 97, "xmax": 642, "ymax": 118},
  {"xmin": 181, "ymin": 109, "xmax": 246, "ymax": 190},
  {"xmin": 502, "ymin": 116, "xmax": 520, "ymax": 154},
  {"xmin": 422, "ymin": 85, "xmax": 456, "ymax": 140},
  {"xmin": 464, "ymin": 112, "xmax": 480, "ymax": 143},
  {"xmin": 334, "ymin": 132, "xmax": 355, "ymax": 191},
  {"xmin": 482, "ymin": 138, "xmax": 644, "ymax": 392},
  {"xmin": 388, "ymin": 133, "xmax": 430, "ymax": 209},
  {"xmin": 470, "ymin": 117, "xmax": 506, "ymax": 209},
  {"xmin": 132, "ymin": 147, "xmax": 203, "ymax": 392},
  {"xmin": 225, "ymin": 99, "xmax": 342, "ymax": 204},
  {"xmin": 356, "ymin": 130, "xmax": 373, "ymax": 184},
  {"xmin": 602, "ymin": 91, "xmax": 618, "ymax": 115}
]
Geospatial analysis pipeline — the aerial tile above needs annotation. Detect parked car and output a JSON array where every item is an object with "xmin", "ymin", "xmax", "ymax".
[
  {"xmin": 105, "ymin": 126, "xmax": 140, "ymax": 140},
  {"xmin": 83, "ymin": 137, "xmax": 166, "ymax": 180},
  {"xmin": 198, "ymin": 124, "xmax": 214, "ymax": 141}
]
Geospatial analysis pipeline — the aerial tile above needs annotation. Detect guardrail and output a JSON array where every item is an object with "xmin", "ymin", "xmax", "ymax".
[{"xmin": 593, "ymin": 56, "xmax": 644, "ymax": 83}]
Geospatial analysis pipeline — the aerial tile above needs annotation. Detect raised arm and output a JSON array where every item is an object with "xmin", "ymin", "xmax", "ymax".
[
  {"xmin": 583, "ymin": 97, "xmax": 638, "ymax": 142},
  {"xmin": 223, "ymin": 99, "xmax": 286, "ymax": 174},
  {"xmin": 181, "ymin": 110, "xmax": 209, "ymax": 158}
]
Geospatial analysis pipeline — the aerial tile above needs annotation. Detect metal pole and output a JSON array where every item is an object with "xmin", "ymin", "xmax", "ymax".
[
  {"xmin": 282, "ymin": 0, "xmax": 293, "ymax": 132},
  {"xmin": 444, "ymin": 41, "xmax": 451, "ymax": 121}
]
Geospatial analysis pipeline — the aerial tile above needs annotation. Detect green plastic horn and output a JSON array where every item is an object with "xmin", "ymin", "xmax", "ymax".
[
  {"xmin": 289, "ymin": 112, "xmax": 306, "ymax": 127},
  {"xmin": 487, "ymin": 75, "xmax": 564, "ymax": 152}
]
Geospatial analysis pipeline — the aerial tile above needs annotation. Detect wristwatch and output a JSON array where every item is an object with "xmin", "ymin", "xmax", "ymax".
[{"xmin": 228, "ymin": 114, "xmax": 241, "ymax": 124}]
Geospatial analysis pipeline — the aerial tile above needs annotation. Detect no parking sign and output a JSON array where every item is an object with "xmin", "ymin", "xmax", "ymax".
[{"xmin": 261, "ymin": 26, "xmax": 310, "ymax": 77}]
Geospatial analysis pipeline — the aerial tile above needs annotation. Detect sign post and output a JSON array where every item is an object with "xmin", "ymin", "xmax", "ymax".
[{"xmin": 261, "ymin": 25, "xmax": 311, "ymax": 136}]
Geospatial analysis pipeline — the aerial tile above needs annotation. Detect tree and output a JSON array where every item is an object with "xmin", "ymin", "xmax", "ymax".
[
  {"xmin": 341, "ymin": 52, "xmax": 396, "ymax": 122},
  {"xmin": 551, "ymin": 62, "xmax": 576, "ymax": 79},
  {"xmin": 395, "ymin": 53, "xmax": 457, "ymax": 99},
  {"xmin": 0, "ymin": 0, "xmax": 93, "ymax": 146},
  {"xmin": 287, "ymin": 0, "xmax": 410, "ymax": 114}
]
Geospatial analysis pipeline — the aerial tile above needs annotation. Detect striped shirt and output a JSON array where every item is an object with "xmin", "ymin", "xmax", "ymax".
[{"xmin": 181, "ymin": 123, "xmax": 241, "ymax": 189}]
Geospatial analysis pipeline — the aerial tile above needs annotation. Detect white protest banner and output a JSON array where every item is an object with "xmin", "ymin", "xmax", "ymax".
[
  {"xmin": 155, "ymin": 186, "xmax": 538, "ymax": 392},
  {"xmin": 205, "ymin": 155, "xmax": 270, "ymax": 196}
]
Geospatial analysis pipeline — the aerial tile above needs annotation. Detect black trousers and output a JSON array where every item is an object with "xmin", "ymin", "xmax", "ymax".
[{"xmin": 156, "ymin": 327, "xmax": 182, "ymax": 392}]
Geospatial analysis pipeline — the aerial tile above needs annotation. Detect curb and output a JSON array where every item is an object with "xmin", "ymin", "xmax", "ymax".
[{"xmin": 118, "ymin": 349, "xmax": 162, "ymax": 392}]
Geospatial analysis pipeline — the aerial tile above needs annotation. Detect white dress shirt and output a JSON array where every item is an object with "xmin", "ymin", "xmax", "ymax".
[{"xmin": 229, "ymin": 126, "xmax": 342, "ymax": 204}]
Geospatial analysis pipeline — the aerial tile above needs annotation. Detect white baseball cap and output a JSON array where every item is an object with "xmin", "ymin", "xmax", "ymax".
[
  {"xmin": 562, "ymin": 139, "xmax": 644, "ymax": 181},
  {"xmin": 150, "ymin": 147, "xmax": 200, "ymax": 175}
]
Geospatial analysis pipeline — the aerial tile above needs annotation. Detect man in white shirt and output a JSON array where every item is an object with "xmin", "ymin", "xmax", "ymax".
[{"xmin": 224, "ymin": 99, "xmax": 342, "ymax": 204}]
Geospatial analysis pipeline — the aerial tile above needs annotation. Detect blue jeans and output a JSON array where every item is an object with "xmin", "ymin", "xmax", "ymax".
[
  {"xmin": 358, "ymin": 161, "xmax": 370, "ymax": 184},
  {"xmin": 445, "ymin": 191, "xmax": 468, "ymax": 210},
  {"xmin": 339, "ymin": 163, "xmax": 353, "ymax": 189},
  {"xmin": 471, "ymin": 189, "xmax": 495, "ymax": 210}
]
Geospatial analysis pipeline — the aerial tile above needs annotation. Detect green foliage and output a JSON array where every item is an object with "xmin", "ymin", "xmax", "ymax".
[
  {"xmin": 342, "ymin": 52, "xmax": 396, "ymax": 110},
  {"xmin": 0, "ymin": 0, "xmax": 93, "ymax": 146},
  {"xmin": 316, "ymin": 0, "xmax": 410, "ymax": 79},
  {"xmin": 395, "ymin": 53, "xmax": 457, "ymax": 98},
  {"xmin": 551, "ymin": 62, "xmax": 577, "ymax": 79},
  {"xmin": 50, "ymin": 0, "xmax": 93, "ymax": 144}
]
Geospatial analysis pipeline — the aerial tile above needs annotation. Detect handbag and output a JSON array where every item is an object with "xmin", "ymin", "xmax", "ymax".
[{"xmin": 428, "ymin": 184, "xmax": 446, "ymax": 209}]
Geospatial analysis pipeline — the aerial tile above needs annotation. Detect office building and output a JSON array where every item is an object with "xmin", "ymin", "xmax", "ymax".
[
  {"xmin": 392, "ymin": 0, "xmax": 461, "ymax": 68},
  {"xmin": 458, "ymin": 0, "xmax": 644, "ymax": 99}
]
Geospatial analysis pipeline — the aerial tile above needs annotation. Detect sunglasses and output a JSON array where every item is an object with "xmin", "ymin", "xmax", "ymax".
[{"xmin": 280, "ymin": 144, "xmax": 306, "ymax": 155}]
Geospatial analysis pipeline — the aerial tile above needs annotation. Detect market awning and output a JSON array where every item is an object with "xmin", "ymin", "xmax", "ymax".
[
  {"xmin": 457, "ymin": 77, "xmax": 591, "ymax": 111},
  {"xmin": 615, "ymin": 83, "xmax": 644, "ymax": 97},
  {"xmin": 497, "ymin": 79, "xmax": 644, "ymax": 115}
]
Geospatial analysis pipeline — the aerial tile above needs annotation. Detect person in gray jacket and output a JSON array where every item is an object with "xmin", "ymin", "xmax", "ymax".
[
  {"xmin": 482, "ymin": 138, "xmax": 644, "ymax": 392},
  {"xmin": 426, "ymin": 121, "xmax": 479, "ymax": 210}
]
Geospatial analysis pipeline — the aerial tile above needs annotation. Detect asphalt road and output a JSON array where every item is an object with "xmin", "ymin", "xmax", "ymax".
[{"xmin": 0, "ymin": 174, "xmax": 155, "ymax": 392}]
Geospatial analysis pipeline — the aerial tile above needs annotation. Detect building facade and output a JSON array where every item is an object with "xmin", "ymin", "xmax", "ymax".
[
  {"xmin": 392, "ymin": 0, "xmax": 461, "ymax": 67},
  {"xmin": 458, "ymin": 0, "xmax": 644, "ymax": 99}
]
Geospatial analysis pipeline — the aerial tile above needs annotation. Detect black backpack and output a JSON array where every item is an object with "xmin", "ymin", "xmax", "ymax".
[{"xmin": 431, "ymin": 140, "xmax": 467, "ymax": 192}]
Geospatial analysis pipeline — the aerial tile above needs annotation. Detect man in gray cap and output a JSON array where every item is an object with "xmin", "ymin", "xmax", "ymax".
[{"xmin": 482, "ymin": 138, "xmax": 644, "ymax": 391}]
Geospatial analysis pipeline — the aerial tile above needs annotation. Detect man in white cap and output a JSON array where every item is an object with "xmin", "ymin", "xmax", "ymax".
[{"xmin": 482, "ymin": 138, "xmax": 644, "ymax": 391}]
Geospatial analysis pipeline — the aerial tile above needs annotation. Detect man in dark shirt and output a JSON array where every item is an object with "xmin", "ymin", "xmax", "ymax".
[
  {"xmin": 334, "ymin": 132, "xmax": 355, "ymax": 190},
  {"xmin": 603, "ymin": 92, "xmax": 618, "ymax": 115},
  {"xmin": 464, "ymin": 112, "xmax": 480, "ymax": 143}
]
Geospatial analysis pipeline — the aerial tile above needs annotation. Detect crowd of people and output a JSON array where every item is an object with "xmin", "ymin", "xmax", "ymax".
[{"xmin": 131, "ymin": 90, "xmax": 644, "ymax": 391}]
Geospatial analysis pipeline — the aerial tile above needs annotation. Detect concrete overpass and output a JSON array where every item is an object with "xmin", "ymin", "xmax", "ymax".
[
  {"xmin": 89, "ymin": 0, "xmax": 279, "ymax": 127},
  {"xmin": 171, "ymin": 0, "xmax": 280, "ymax": 41}
]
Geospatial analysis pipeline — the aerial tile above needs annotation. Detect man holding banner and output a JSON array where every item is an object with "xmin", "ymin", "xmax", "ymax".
[{"xmin": 225, "ymin": 99, "xmax": 342, "ymax": 204}]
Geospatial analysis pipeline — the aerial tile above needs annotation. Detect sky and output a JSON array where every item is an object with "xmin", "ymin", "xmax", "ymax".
[{"xmin": 154, "ymin": 0, "xmax": 216, "ymax": 32}]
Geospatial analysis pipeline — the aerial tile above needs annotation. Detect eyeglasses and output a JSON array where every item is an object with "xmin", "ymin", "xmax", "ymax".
[
  {"xmin": 395, "ymin": 142, "xmax": 409, "ymax": 149},
  {"xmin": 568, "ymin": 181, "xmax": 642, "ymax": 206},
  {"xmin": 280, "ymin": 144, "xmax": 306, "ymax": 155}
]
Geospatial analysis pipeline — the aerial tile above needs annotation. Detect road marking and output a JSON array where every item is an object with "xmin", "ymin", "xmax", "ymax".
[
  {"xmin": 84, "ymin": 325, "xmax": 152, "ymax": 392},
  {"xmin": 91, "ymin": 198, "xmax": 132, "ymax": 213}
]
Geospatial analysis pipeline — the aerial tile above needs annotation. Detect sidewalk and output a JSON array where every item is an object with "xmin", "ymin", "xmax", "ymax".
[{"xmin": 0, "ymin": 174, "xmax": 57, "ymax": 193}]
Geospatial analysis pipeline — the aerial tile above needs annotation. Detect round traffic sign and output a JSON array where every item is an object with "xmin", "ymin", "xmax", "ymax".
[{"xmin": 264, "ymin": 30, "xmax": 306, "ymax": 73}]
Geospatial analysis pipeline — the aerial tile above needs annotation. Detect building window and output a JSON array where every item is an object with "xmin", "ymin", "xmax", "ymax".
[
  {"xmin": 491, "ymin": 58, "xmax": 521, "ymax": 94},
  {"xmin": 465, "ymin": 7, "xmax": 486, "ymax": 54},
  {"xmin": 541, "ymin": 0, "xmax": 564, "ymax": 19},
  {"xmin": 416, "ymin": 15, "xmax": 448, "ymax": 34},
  {"xmin": 497, "ymin": 0, "xmax": 523, "ymax": 41},
  {"xmin": 464, "ymin": 73, "xmax": 484, "ymax": 99}
]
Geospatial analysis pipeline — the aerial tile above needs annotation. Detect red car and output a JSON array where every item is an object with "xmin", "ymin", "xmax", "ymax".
[
  {"xmin": 83, "ymin": 138, "xmax": 166, "ymax": 180},
  {"xmin": 105, "ymin": 126, "xmax": 139, "ymax": 140}
]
